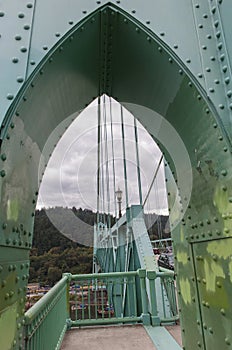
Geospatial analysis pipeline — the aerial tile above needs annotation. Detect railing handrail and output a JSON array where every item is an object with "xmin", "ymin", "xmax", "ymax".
[
  {"xmin": 157, "ymin": 267, "xmax": 175, "ymax": 277},
  {"xmin": 68, "ymin": 270, "xmax": 139, "ymax": 281},
  {"xmin": 24, "ymin": 275, "xmax": 68, "ymax": 324}
]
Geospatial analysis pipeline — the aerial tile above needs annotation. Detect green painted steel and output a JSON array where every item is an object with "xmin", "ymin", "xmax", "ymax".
[
  {"xmin": 0, "ymin": 1, "xmax": 231, "ymax": 349},
  {"xmin": 24, "ymin": 275, "xmax": 68, "ymax": 350}
]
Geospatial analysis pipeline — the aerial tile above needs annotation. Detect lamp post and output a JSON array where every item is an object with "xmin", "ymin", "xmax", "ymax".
[{"xmin": 115, "ymin": 187, "xmax": 123, "ymax": 218}]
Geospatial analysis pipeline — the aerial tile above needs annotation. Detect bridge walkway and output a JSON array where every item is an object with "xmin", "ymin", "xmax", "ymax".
[{"xmin": 61, "ymin": 324, "xmax": 182, "ymax": 350}]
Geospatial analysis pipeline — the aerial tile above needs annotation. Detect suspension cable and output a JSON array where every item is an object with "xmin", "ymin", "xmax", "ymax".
[
  {"xmin": 143, "ymin": 154, "xmax": 163, "ymax": 207},
  {"xmin": 120, "ymin": 104, "xmax": 129, "ymax": 209},
  {"xmin": 103, "ymin": 95, "xmax": 111, "ymax": 228},
  {"xmin": 134, "ymin": 117, "xmax": 142, "ymax": 205},
  {"xmin": 96, "ymin": 96, "xmax": 101, "ymax": 225},
  {"xmin": 109, "ymin": 97, "xmax": 117, "ymax": 222}
]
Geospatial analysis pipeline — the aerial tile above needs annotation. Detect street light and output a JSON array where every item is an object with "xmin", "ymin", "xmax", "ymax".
[{"xmin": 115, "ymin": 187, "xmax": 123, "ymax": 218}]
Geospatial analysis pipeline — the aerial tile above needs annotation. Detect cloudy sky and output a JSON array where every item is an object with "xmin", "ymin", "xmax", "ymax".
[{"xmin": 37, "ymin": 96, "xmax": 168, "ymax": 216}]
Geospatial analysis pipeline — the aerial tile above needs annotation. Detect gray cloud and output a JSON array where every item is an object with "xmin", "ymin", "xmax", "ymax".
[{"xmin": 37, "ymin": 97, "xmax": 168, "ymax": 215}]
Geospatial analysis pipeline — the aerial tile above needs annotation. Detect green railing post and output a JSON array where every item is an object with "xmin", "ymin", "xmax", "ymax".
[
  {"xmin": 138, "ymin": 269, "xmax": 150, "ymax": 326},
  {"xmin": 147, "ymin": 270, "xmax": 160, "ymax": 326},
  {"xmin": 63, "ymin": 273, "xmax": 72, "ymax": 330}
]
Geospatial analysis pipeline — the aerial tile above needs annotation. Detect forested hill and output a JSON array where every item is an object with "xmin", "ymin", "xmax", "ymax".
[
  {"xmin": 29, "ymin": 207, "xmax": 170, "ymax": 286},
  {"xmin": 29, "ymin": 208, "xmax": 94, "ymax": 285}
]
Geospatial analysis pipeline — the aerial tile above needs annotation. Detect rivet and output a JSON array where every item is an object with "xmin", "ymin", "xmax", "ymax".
[
  {"xmin": 186, "ymin": 58, "xmax": 191, "ymax": 63},
  {"xmin": 219, "ymin": 104, "xmax": 224, "ymax": 109},
  {"xmin": 225, "ymin": 338, "xmax": 231, "ymax": 345},
  {"xmin": 210, "ymin": 56, "xmax": 216, "ymax": 61},
  {"xmin": 20, "ymin": 47, "xmax": 27, "ymax": 53},
  {"xmin": 160, "ymin": 32, "xmax": 165, "ymax": 36},
  {"xmin": 17, "ymin": 77, "xmax": 24, "ymax": 83},
  {"xmin": 221, "ymin": 169, "xmax": 227, "ymax": 176},
  {"xmin": 225, "ymin": 77, "xmax": 230, "ymax": 84},
  {"xmin": 198, "ymin": 24, "xmax": 203, "ymax": 29},
  {"xmin": 216, "ymin": 31, "xmax": 221, "ymax": 38},
  {"xmin": 15, "ymin": 35, "xmax": 22, "ymax": 41},
  {"xmin": 43, "ymin": 46, "xmax": 48, "ymax": 50},
  {"xmin": 188, "ymin": 82, "xmax": 192, "ymax": 87},
  {"xmin": 206, "ymin": 67, "xmax": 211, "ymax": 72},
  {"xmin": 218, "ymin": 42, "xmax": 223, "ymax": 50},
  {"xmin": 174, "ymin": 44, "xmax": 178, "ymax": 49},
  {"xmin": 2, "ymin": 280, "xmax": 6, "ymax": 287},
  {"xmin": 0, "ymin": 170, "xmax": 6, "ymax": 177},
  {"xmin": 209, "ymin": 327, "xmax": 213, "ymax": 334},
  {"xmin": 202, "ymin": 45, "xmax": 207, "ymax": 50},
  {"xmin": 147, "ymin": 37, "xmax": 151, "ymax": 42},
  {"xmin": 18, "ymin": 12, "xmax": 25, "ymax": 18},
  {"xmin": 7, "ymin": 94, "xmax": 14, "ymax": 100},
  {"xmin": 224, "ymin": 147, "xmax": 228, "ymax": 152},
  {"xmin": 222, "ymin": 66, "xmax": 227, "ymax": 73},
  {"xmin": 179, "ymin": 69, "xmax": 183, "ymax": 75},
  {"xmin": 27, "ymin": 3, "xmax": 33, "ymax": 8},
  {"xmin": 24, "ymin": 24, "xmax": 30, "ymax": 30},
  {"xmin": 224, "ymin": 228, "xmax": 229, "ymax": 233},
  {"xmin": 214, "ymin": 20, "xmax": 219, "ymax": 27},
  {"xmin": 205, "ymin": 108, "xmax": 210, "ymax": 114},
  {"xmin": 195, "ymin": 4, "xmax": 200, "ymax": 8},
  {"xmin": 221, "ymin": 308, "xmax": 226, "ymax": 315},
  {"xmin": 203, "ymin": 323, "xmax": 207, "ymax": 329},
  {"xmin": 220, "ymin": 54, "xmax": 225, "ymax": 61},
  {"xmin": 5, "ymin": 293, "xmax": 9, "ymax": 300},
  {"xmin": 216, "ymin": 281, "xmax": 222, "ymax": 288},
  {"xmin": 222, "ymin": 185, "xmax": 227, "ymax": 191},
  {"xmin": 214, "ymin": 79, "xmax": 220, "ymax": 84},
  {"xmin": 55, "ymin": 32, "xmax": 60, "ymax": 37},
  {"xmin": 218, "ymin": 135, "xmax": 223, "ymax": 140},
  {"xmin": 211, "ymin": 6, "xmax": 216, "ymax": 14},
  {"xmin": 209, "ymin": 87, "xmax": 214, "ymax": 93},
  {"xmin": 30, "ymin": 60, "xmax": 35, "ymax": 65},
  {"xmin": 229, "ymin": 103, "xmax": 232, "ymax": 109},
  {"xmin": 0, "ymin": 11, "xmax": 5, "ymax": 17},
  {"xmin": 68, "ymin": 20, "xmax": 73, "ymax": 25},
  {"xmin": 197, "ymin": 95, "xmax": 201, "ymax": 100},
  {"xmin": 198, "ymin": 73, "xmax": 203, "ymax": 78},
  {"xmin": 207, "ymin": 34, "xmax": 212, "ymax": 39}
]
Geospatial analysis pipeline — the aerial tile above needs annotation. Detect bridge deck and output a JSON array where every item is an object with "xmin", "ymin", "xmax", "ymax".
[{"xmin": 61, "ymin": 324, "xmax": 182, "ymax": 350}]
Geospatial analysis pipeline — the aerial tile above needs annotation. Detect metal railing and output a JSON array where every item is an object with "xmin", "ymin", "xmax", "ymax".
[
  {"xmin": 66, "ymin": 270, "xmax": 143, "ymax": 327},
  {"xmin": 24, "ymin": 276, "xmax": 68, "ymax": 350},
  {"xmin": 24, "ymin": 269, "xmax": 178, "ymax": 349}
]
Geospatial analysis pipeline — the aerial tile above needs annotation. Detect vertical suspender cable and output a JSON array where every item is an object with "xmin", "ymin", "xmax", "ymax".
[
  {"xmin": 100, "ymin": 98, "xmax": 106, "ymax": 225},
  {"xmin": 97, "ymin": 96, "xmax": 101, "ymax": 225},
  {"xmin": 134, "ymin": 117, "xmax": 143, "ymax": 206},
  {"xmin": 103, "ymin": 95, "xmax": 111, "ymax": 228},
  {"xmin": 120, "ymin": 105, "xmax": 129, "ymax": 209},
  {"xmin": 109, "ymin": 97, "xmax": 117, "ymax": 221}
]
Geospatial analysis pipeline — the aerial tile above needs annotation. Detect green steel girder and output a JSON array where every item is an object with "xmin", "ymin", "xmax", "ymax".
[{"xmin": 0, "ymin": 1, "xmax": 232, "ymax": 349}]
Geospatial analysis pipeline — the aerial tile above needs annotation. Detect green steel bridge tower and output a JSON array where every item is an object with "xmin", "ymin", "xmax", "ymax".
[{"xmin": 0, "ymin": 1, "xmax": 232, "ymax": 349}]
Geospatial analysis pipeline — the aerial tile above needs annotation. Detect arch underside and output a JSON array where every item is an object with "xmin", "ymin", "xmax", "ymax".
[{"xmin": 0, "ymin": 4, "xmax": 232, "ymax": 350}]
